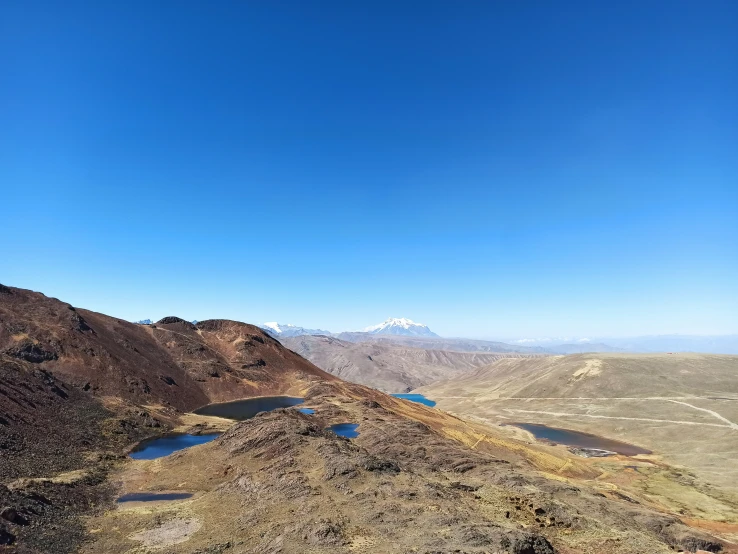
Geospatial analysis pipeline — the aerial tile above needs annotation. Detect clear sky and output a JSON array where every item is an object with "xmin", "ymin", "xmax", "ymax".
[{"xmin": 1, "ymin": 1, "xmax": 736, "ymax": 339}]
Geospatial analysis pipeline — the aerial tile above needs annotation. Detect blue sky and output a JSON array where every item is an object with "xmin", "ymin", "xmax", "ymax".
[{"xmin": 1, "ymin": 1, "xmax": 736, "ymax": 338}]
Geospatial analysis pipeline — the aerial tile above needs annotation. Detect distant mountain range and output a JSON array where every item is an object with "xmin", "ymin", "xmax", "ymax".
[
  {"xmin": 333, "ymin": 334, "xmax": 546, "ymax": 354},
  {"xmin": 136, "ymin": 316, "xmax": 737, "ymax": 355},
  {"xmin": 281, "ymin": 334, "xmax": 529, "ymax": 393},
  {"xmin": 507, "ymin": 335, "xmax": 738, "ymax": 355},
  {"xmin": 546, "ymin": 342, "xmax": 626, "ymax": 354},
  {"xmin": 260, "ymin": 317, "xmax": 439, "ymax": 339},
  {"xmin": 261, "ymin": 322, "xmax": 332, "ymax": 338}
]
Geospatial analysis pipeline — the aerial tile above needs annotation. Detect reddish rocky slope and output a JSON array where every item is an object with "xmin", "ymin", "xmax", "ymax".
[{"xmin": 0, "ymin": 285, "xmax": 335, "ymax": 413}]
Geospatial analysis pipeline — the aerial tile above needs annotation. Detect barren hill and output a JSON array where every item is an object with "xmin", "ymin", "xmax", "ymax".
[
  {"xmin": 282, "ymin": 334, "xmax": 527, "ymax": 392},
  {"xmin": 420, "ymin": 353, "xmax": 738, "ymax": 399},
  {"xmin": 0, "ymin": 285, "xmax": 335, "ymax": 412},
  {"xmin": 419, "ymin": 353, "xmax": 738, "ymax": 493},
  {"xmin": 335, "ymin": 331, "xmax": 547, "ymax": 354}
]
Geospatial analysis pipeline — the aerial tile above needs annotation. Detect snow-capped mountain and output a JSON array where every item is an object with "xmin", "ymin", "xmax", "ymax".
[
  {"xmin": 261, "ymin": 322, "xmax": 332, "ymax": 338},
  {"xmin": 363, "ymin": 317, "xmax": 439, "ymax": 337}
]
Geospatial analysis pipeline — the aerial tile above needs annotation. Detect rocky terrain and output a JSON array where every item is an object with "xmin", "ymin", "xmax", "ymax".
[
  {"xmin": 282, "ymin": 334, "xmax": 527, "ymax": 392},
  {"xmin": 86, "ymin": 380, "xmax": 728, "ymax": 554},
  {"xmin": 1, "ymin": 285, "xmax": 735, "ymax": 553}
]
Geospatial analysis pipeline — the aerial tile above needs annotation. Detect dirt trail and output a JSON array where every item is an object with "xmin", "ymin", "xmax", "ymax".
[
  {"xmin": 432, "ymin": 396, "xmax": 738, "ymax": 400},
  {"xmin": 667, "ymin": 400, "xmax": 738, "ymax": 430},
  {"xmin": 501, "ymin": 408, "xmax": 737, "ymax": 429}
]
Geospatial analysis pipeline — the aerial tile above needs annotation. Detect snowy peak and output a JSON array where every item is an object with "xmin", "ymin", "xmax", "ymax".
[
  {"xmin": 363, "ymin": 317, "xmax": 439, "ymax": 337},
  {"xmin": 261, "ymin": 318, "xmax": 438, "ymax": 338},
  {"xmin": 261, "ymin": 322, "xmax": 332, "ymax": 338},
  {"xmin": 263, "ymin": 322, "xmax": 283, "ymax": 334}
]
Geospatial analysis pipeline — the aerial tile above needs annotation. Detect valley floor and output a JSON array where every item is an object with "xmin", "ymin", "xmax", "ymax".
[{"xmin": 417, "ymin": 354, "xmax": 738, "ymax": 547}]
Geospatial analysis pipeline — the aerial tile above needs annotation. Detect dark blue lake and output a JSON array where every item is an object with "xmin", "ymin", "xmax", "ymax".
[
  {"xmin": 130, "ymin": 433, "xmax": 220, "ymax": 460},
  {"xmin": 392, "ymin": 393, "xmax": 436, "ymax": 407},
  {"xmin": 297, "ymin": 407, "xmax": 315, "ymax": 414},
  {"xmin": 193, "ymin": 396, "xmax": 304, "ymax": 420},
  {"xmin": 510, "ymin": 423, "xmax": 651, "ymax": 456},
  {"xmin": 117, "ymin": 492, "xmax": 193, "ymax": 503},
  {"xmin": 328, "ymin": 423, "xmax": 360, "ymax": 438}
]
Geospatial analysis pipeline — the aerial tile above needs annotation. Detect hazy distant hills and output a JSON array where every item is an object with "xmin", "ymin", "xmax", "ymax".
[
  {"xmin": 335, "ymin": 334, "xmax": 548, "ymax": 354},
  {"xmin": 281, "ymin": 334, "xmax": 531, "ymax": 392},
  {"xmin": 546, "ymin": 342, "xmax": 626, "ymax": 354},
  {"xmin": 604, "ymin": 334, "xmax": 738, "ymax": 355},
  {"xmin": 510, "ymin": 335, "xmax": 738, "ymax": 355}
]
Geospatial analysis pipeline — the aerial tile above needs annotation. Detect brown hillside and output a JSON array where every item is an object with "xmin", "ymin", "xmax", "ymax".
[
  {"xmin": 0, "ymin": 285, "xmax": 336, "ymax": 413},
  {"xmin": 282, "ymin": 334, "xmax": 527, "ymax": 392}
]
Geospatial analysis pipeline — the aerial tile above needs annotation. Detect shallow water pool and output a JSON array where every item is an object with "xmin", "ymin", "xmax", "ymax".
[
  {"xmin": 193, "ymin": 396, "xmax": 304, "ymax": 420},
  {"xmin": 117, "ymin": 492, "xmax": 193, "ymax": 503},
  {"xmin": 392, "ymin": 393, "xmax": 436, "ymax": 407},
  {"xmin": 328, "ymin": 423, "xmax": 360, "ymax": 438},
  {"xmin": 509, "ymin": 423, "xmax": 651, "ymax": 456},
  {"xmin": 130, "ymin": 433, "xmax": 220, "ymax": 460}
]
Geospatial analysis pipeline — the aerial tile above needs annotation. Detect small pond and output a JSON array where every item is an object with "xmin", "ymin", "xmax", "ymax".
[
  {"xmin": 193, "ymin": 396, "xmax": 304, "ymax": 420},
  {"xmin": 328, "ymin": 423, "xmax": 360, "ymax": 438},
  {"xmin": 297, "ymin": 407, "xmax": 315, "ymax": 414},
  {"xmin": 117, "ymin": 492, "xmax": 193, "ymax": 503},
  {"xmin": 509, "ymin": 423, "xmax": 651, "ymax": 456},
  {"xmin": 130, "ymin": 433, "xmax": 220, "ymax": 460},
  {"xmin": 392, "ymin": 393, "xmax": 436, "ymax": 407}
]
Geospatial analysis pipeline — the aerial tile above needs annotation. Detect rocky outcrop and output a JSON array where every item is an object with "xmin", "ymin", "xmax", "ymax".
[
  {"xmin": 156, "ymin": 316, "xmax": 197, "ymax": 331},
  {"xmin": 0, "ymin": 470, "xmax": 115, "ymax": 554},
  {"xmin": 3, "ymin": 340, "xmax": 58, "ymax": 363},
  {"xmin": 0, "ymin": 357, "xmax": 164, "ymax": 482}
]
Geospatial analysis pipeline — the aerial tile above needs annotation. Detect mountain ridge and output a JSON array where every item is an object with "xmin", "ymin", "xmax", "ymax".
[
  {"xmin": 0, "ymin": 286, "xmax": 335, "ymax": 413},
  {"xmin": 281, "ymin": 334, "xmax": 531, "ymax": 392},
  {"xmin": 261, "ymin": 322, "xmax": 332, "ymax": 338}
]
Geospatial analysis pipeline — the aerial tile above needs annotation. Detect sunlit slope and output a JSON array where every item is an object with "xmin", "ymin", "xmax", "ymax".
[
  {"xmin": 420, "ymin": 353, "xmax": 738, "ymax": 399},
  {"xmin": 281, "ymin": 334, "xmax": 518, "ymax": 392},
  {"xmin": 418, "ymin": 353, "xmax": 738, "ymax": 495}
]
